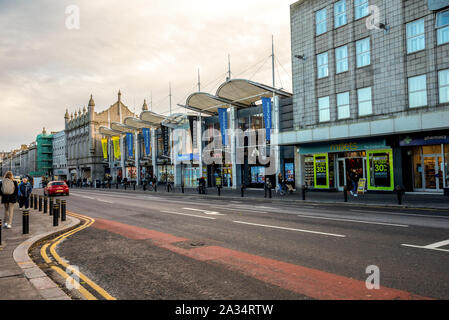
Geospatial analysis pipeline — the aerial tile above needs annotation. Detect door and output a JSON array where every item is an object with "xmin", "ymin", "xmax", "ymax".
[
  {"xmin": 337, "ymin": 159, "xmax": 346, "ymax": 191},
  {"xmin": 424, "ymin": 156, "xmax": 443, "ymax": 191}
]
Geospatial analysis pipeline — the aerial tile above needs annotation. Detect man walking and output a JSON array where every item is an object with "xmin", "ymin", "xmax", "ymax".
[
  {"xmin": 0, "ymin": 171, "xmax": 19, "ymax": 229},
  {"xmin": 18, "ymin": 177, "xmax": 33, "ymax": 210}
]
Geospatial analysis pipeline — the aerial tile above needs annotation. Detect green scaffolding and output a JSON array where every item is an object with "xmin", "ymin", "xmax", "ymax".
[{"xmin": 32, "ymin": 132, "xmax": 53, "ymax": 177}]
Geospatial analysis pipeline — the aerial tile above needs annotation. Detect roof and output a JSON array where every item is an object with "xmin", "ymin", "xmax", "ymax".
[
  {"xmin": 140, "ymin": 111, "xmax": 166, "ymax": 125},
  {"xmin": 124, "ymin": 117, "xmax": 158, "ymax": 129},
  {"xmin": 110, "ymin": 122, "xmax": 135, "ymax": 134},
  {"xmin": 99, "ymin": 126, "xmax": 124, "ymax": 136},
  {"xmin": 184, "ymin": 79, "xmax": 292, "ymax": 115}
]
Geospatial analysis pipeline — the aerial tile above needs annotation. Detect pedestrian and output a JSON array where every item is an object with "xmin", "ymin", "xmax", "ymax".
[
  {"xmin": 18, "ymin": 177, "xmax": 33, "ymax": 210},
  {"xmin": 349, "ymin": 169, "xmax": 359, "ymax": 197},
  {"xmin": 0, "ymin": 171, "xmax": 19, "ymax": 229}
]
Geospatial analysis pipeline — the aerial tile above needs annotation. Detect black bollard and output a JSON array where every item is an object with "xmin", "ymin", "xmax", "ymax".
[
  {"xmin": 344, "ymin": 186, "xmax": 348, "ymax": 203},
  {"xmin": 268, "ymin": 187, "xmax": 272, "ymax": 199},
  {"xmin": 182, "ymin": 184, "xmax": 185, "ymax": 194},
  {"xmin": 143, "ymin": 183, "xmax": 147, "ymax": 191},
  {"xmin": 133, "ymin": 183, "xmax": 136, "ymax": 191},
  {"xmin": 39, "ymin": 196, "xmax": 42, "ymax": 212},
  {"xmin": 124, "ymin": 183, "xmax": 127, "ymax": 190},
  {"xmin": 116, "ymin": 183, "xmax": 119, "ymax": 189},
  {"xmin": 154, "ymin": 183, "xmax": 157, "ymax": 193},
  {"xmin": 61, "ymin": 200, "xmax": 66, "ymax": 222},
  {"xmin": 264, "ymin": 184, "xmax": 267, "ymax": 198},
  {"xmin": 302, "ymin": 186, "xmax": 306, "ymax": 201},
  {"xmin": 33, "ymin": 194, "xmax": 38, "ymax": 210},
  {"xmin": 23, "ymin": 209, "xmax": 30, "ymax": 235},
  {"xmin": 241, "ymin": 185, "xmax": 245, "ymax": 198},
  {"xmin": 396, "ymin": 186, "xmax": 403, "ymax": 205},
  {"xmin": 218, "ymin": 186, "xmax": 221, "ymax": 196},
  {"xmin": 43, "ymin": 197, "xmax": 48, "ymax": 214},
  {"xmin": 0, "ymin": 218, "xmax": 2, "ymax": 246},
  {"xmin": 53, "ymin": 203, "xmax": 59, "ymax": 227},
  {"xmin": 49, "ymin": 198, "xmax": 54, "ymax": 216}
]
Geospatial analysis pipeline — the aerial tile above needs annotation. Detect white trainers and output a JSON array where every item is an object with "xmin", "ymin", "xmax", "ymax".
[
  {"xmin": 354, "ymin": 194, "xmax": 358, "ymax": 197},
  {"xmin": 5, "ymin": 224, "xmax": 12, "ymax": 229},
  {"xmin": 350, "ymin": 191, "xmax": 354, "ymax": 196}
]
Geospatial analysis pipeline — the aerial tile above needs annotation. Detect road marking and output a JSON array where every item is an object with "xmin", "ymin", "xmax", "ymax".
[
  {"xmin": 96, "ymin": 199, "xmax": 114, "ymax": 204},
  {"xmin": 161, "ymin": 211, "xmax": 217, "ymax": 220},
  {"xmin": 402, "ymin": 239, "xmax": 449, "ymax": 253},
  {"xmin": 350, "ymin": 209, "xmax": 449, "ymax": 219},
  {"xmin": 296, "ymin": 214, "xmax": 409, "ymax": 228},
  {"xmin": 182, "ymin": 208, "xmax": 225, "ymax": 216},
  {"xmin": 233, "ymin": 221, "xmax": 346, "ymax": 238}
]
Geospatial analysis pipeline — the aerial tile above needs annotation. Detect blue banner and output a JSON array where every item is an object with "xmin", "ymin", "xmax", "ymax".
[
  {"xmin": 218, "ymin": 108, "xmax": 228, "ymax": 146},
  {"xmin": 126, "ymin": 132, "xmax": 133, "ymax": 158},
  {"xmin": 142, "ymin": 128, "xmax": 151, "ymax": 156},
  {"xmin": 262, "ymin": 97, "xmax": 272, "ymax": 142}
]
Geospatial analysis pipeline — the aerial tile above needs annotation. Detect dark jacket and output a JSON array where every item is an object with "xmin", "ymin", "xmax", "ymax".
[
  {"xmin": 0, "ymin": 179, "xmax": 19, "ymax": 204},
  {"xmin": 18, "ymin": 182, "xmax": 33, "ymax": 199}
]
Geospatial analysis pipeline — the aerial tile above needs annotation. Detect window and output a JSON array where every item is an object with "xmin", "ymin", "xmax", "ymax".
[
  {"xmin": 437, "ymin": 10, "xmax": 449, "ymax": 45},
  {"xmin": 407, "ymin": 19, "xmax": 425, "ymax": 53},
  {"xmin": 439, "ymin": 69, "xmax": 449, "ymax": 104},
  {"xmin": 318, "ymin": 96, "xmax": 330, "ymax": 122},
  {"xmin": 316, "ymin": 8, "xmax": 327, "ymax": 35},
  {"xmin": 408, "ymin": 75, "xmax": 427, "ymax": 108},
  {"xmin": 356, "ymin": 38, "xmax": 370, "ymax": 67},
  {"xmin": 358, "ymin": 87, "xmax": 372, "ymax": 116},
  {"xmin": 354, "ymin": 0, "xmax": 369, "ymax": 20},
  {"xmin": 337, "ymin": 92, "xmax": 350, "ymax": 119},
  {"xmin": 334, "ymin": 0, "xmax": 347, "ymax": 28},
  {"xmin": 317, "ymin": 52, "xmax": 329, "ymax": 79},
  {"xmin": 335, "ymin": 45, "xmax": 348, "ymax": 73}
]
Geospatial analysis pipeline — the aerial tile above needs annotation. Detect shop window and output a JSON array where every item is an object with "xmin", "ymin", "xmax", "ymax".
[
  {"xmin": 413, "ymin": 146, "xmax": 423, "ymax": 189},
  {"xmin": 314, "ymin": 154, "xmax": 329, "ymax": 188},
  {"xmin": 318, "ymin": 96, "xmax": 330, "ymax": 122},
  {"xmin": 408, "ymin": 75, "xmax": 428, "ymax": 108},
  {"xmin": 337, "ymin": 92, "xmax": 350, "ymax": 119},
  {"xmin": 356, "ymin": 38, "xmax": 370, "ymax": 68},
  {"xmin": 407, "ymin": 19, "xmax": 425, "ymax": 54},
  {"xmin": 354, "ymin": 0, "xmax": 369, "ymax": 20},
  {"xmin": 251, "ymin": 166, "xmax": 265, "ymax": 184},
  {"xmin": 437, "ymin": 10, "xmax": 449, "ymax": 45},
  {"xmin": 367, "ymin": 150, "xmax": 394, "ymax": 190},
  {"xmin": 316, "ymin": 8, "xmax": 327, "ymax": 35},
  {"xmin": 358, "ymin": 87, "xmax": 372, "ymax": 116},
  {"xmin": 423, "ymin": 145, "xmax": 442, "ymax": 155},
  {"xmin": 335, "ymin": 45, "xmax": 348, "ymax": 73},
  {"xmin": 317, "ymin": 52, "xmax": 329, "ymax": 79},
  {"xmin": 439, "ymin": 69, "xmax": 449, "ymax": 104},
  {"xmin": 334, "ymin": 0, "xmax": 347, "ymax": 28},
  {"xmin": 304, "ymin": 156, "xmax": 314, "ymax": 187}
]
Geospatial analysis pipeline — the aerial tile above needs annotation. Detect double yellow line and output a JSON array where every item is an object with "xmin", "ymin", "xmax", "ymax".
[{"xmin": 40, "ymin": 212, "xmax": 116, "ymax": 300}]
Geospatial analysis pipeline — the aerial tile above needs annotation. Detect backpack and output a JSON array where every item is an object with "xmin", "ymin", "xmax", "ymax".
[{"xmin": 2, "ymin": 178, "xmax": 15, "ymax": 195}]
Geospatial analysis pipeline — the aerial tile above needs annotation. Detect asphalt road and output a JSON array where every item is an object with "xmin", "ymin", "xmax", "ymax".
[{"xmin": 37, "ymin": 188, "xmax": 449, "ymax": 300}]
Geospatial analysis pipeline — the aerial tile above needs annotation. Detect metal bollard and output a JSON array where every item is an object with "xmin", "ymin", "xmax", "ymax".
[
  {"xmin": 143, "ymin": 183, "xmax": 147, "ymax": 191},
  {"xmin": 268, "ymin": 187, "xmax": 272, "ymax": 199},
  {"xmin": 23, "ymin": 209, "xmax": 30, "ymax": 235},
  {"xmin": 133, "ymin": 183, "xmax": 136, "ymax": 191},
  {"xmin": 61, "ymin": 200, "xmax": 66, "ymax": 222},
  {"xmin": 0, "ymin": 218, "xmax": 2, "ymax": 246},
  {"xmin": 154, "ymin": 183, "xmax": 157, "ymax": 193},
  {"xmin": 33, "ymin": 194, "xmax": 38, "ymax": 210},
  {"xmin": 39, "ymin": 196, "xmax": 43, "ymax": 212},
  {"xmin": 43, "ymin": 197, "xmax": 48, "ymax": 214},
  {"xmin": 264, "ymin": 184, "xmax": 267, "ymax": 198},
  {"xmin": 53, "ymin": 203, "xmax": 59, "ymax": 227},
  {"xmin": 344, "ymin": 186, "xmax": 348, "ymax": 203},
  {"xmin": 396, "ymin": 186, "xmax": 403, "ymax": 205},
  {"xmin": 302, "ymin": 186, "xmax": 306, "ymax": 201},
  {"xmin": 241, "ymin": 186, "xmax": 245, "ymax": 198},
  {"xmin": 182, "ymin": 184, "xmax": 185, "ymax": 194},
  {"xmin": 116, "ymin": 183, "xmax": 119, "ymax": 189},
  {"xmin": 218, "ymin": 186, "xmax": 221, "ymax": 196},
  {"xmin": 49, "ymin": 198, "xmax": 54, "ymax": 216}
]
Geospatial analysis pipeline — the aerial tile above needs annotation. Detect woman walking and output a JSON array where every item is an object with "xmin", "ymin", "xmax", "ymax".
[{"xmin": 0, "ymin": 171, "xmax": 19, "ymax": 229}]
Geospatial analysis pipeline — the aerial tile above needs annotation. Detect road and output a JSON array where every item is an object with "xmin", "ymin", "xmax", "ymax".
[{"xmin": 34, "ymin": 188, "xmax": 449, "ymax": 300}]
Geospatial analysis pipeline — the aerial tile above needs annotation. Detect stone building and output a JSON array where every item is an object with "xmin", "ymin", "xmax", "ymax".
[
  {"xmin": 65, "ymin": 91, "xmax": 136, "ymax": 182},
  {"xmin": 52, "ymin": 130, "xmax": 68, "ymax": 180},
  {"xmin": 280, "ymin": 0, "xmax": 449, "ymax": 193}
]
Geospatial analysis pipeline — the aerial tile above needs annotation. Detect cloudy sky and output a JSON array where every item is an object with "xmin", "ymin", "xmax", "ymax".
[{"xmin": 0, "ymin": 0, "xmax": 294, "ymax": 151}]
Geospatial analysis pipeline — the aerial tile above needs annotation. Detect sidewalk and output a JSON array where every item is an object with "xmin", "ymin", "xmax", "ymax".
[
  {"xmin": 0, "ymin": 204, "xmax": 78, "ymax": 300},
  {"xmin": 75, "ymin": 184, "xmax": 449, "ymax": 211}
]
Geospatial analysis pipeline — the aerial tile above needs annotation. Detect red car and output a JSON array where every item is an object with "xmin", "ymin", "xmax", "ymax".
[{"xmin": 44, "ymin": 181, "xmax": 70, "ymax": 196}]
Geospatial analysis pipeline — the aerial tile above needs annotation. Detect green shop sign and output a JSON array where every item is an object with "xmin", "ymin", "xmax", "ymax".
[{"xmin": 299, "ymin": 139, "xmax": 387, "ymax": 155}]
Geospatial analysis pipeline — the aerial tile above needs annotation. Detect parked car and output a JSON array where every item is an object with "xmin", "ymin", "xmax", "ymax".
[{"xmin": 44, "ymin": 181, "xmax": 70, "ymax": 196}]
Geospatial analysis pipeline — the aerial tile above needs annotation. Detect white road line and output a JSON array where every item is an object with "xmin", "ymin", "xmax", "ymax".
[
  {"xmin": 182, "ymin": 208, "xmax": 225, "ymax": 216},
  {"xmin": 296, "ymin": 214, "xmax": 409, "ymax": 228},
  {"xmin": 424, "ymin": 239, "xmax": 449, "ymax": 249},
  {"xmin": 97, "ymin": 199, "xmax": 114, "ymax": 204},
  {"xmin": 233, "ymin": 221, "xmax": 346, "ymax": 238},
  {"xmin": 161, "ymin": 211, "xmax": 217, "ymax": 220},
  {"xmin": 401, "ymin": 244, "xmax": 449, "ymax": 253},
  {"xmin": 350, "ymin": 209, "xmax": 449, "ymax": 219}
]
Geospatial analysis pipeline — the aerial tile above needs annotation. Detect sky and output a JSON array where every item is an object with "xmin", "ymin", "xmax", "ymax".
[{"xmin": 0, "ymin": 0, "xmax": 295, "ymax": 151}]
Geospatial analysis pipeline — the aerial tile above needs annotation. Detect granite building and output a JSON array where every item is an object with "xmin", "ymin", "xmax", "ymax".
[{"xmin": 280, "ymin": 0, "xmax": 449, "ymax": 193}]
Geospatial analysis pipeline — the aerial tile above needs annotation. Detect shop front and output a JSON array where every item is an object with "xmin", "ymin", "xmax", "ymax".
[
  {"xmin": 400, "ymin": 133, "xmax": 449, "ymax": 193},
  {"xmin": 299, "ymin": 139, "xmax": 394, "ymax": 192}
]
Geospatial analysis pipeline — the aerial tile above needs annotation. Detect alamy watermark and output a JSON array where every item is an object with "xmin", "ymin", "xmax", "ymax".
[
  {"xmin": 365, "ymin": 265, "xmax": 380, "ymax": 290},
  {"xmin": 65, "ymin": 5, "xmax": 80, "ymax": 30},
  {"xmin": 65, "ymin": 265, "xmax": 81, "ymax": 290}
]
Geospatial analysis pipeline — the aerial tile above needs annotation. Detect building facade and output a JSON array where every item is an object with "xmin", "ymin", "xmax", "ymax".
[
  {"xmin": 52, "ymin": 130, "xmax": 68, "ymax": 180},
  {"xmin": 282, "ymin": 0, "xmax": 449, "ymax": 193},
  {"xmin": 65, "ymin": 91, "xmax": 135, "ymax": 183}
]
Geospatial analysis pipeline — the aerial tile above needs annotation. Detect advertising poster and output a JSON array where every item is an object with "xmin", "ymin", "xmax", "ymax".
[
  {"xmin": 112, "ymin": 136, "xmax": 121, "ymax": 161},
  {"xmin": 101, "ymin": 138, "xmax": 108, "ymax": 160},
  {"xmin": 142, "ymin": 128, "xmax": 151, "ymax": 156},
  {"xmin": 262, "ymin": 97, "xmax": 272, "ymax": 142},
  {"xmin": 314, "ymin": 154, "xmax": 328, "ymax": 188}
]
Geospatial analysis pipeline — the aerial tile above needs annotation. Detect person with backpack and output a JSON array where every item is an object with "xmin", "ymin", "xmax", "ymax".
[
  {"xmin": 18, "ymin": 177, "xmax": 33, "ymax": 210},
  {"xmin": 0, "ymin": 171, "xmax": 19, "ymax": 229}
]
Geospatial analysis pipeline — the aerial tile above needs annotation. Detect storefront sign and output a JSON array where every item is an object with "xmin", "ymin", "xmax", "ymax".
[
  {"xmin": 101, "ymin": 138, "xmax": 108, "ymax": 160},
  {"xmin": 142, "ymin": 128, "xmax": 151, "ymax": 157},
  {"xmin": 126, "ymin": 133, "xmax": 134, "ymax": 158},
  {"xmin": 262, "ymin": 97, "xmax": 272, "ymax": 142},
  {"xmin": 400, "ymin": 135, "xmax": 449, "ymax": 147},
  {"xmin": 218, "ymin": 108, "xmax": 228, "ymax": 146},
  {"xmin": 357, "ymin": 178, "xmax": 367, "ymax": 194},
  {"xmin": 112, "ymin": 136, "xmax": 121, "ymax": 161},
  {"xmin": 299, "ymin": 139, "xmax": 387, "ymax": 155},
  {"xmin": 161, "ymin": 126, "xmax": 170, "ymax": 156},
  {"xmin": 314, "ymin": 154, "xmax": 329, "ymax": 189},
  {"xmin": 366, "ymin": 149, "xmax": 394, "ymax": 191}
]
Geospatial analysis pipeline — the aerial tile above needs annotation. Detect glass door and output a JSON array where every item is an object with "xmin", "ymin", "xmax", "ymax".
[
  {"xmin": 337, "ymin": 159, "xmax": 346, "ymax": 191},
  {"xmin": 424, "ymin": 156, "xmax": 443, "ymax": 191}
]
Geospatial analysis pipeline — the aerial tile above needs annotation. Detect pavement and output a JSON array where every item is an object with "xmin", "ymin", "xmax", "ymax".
[
  {"xmin": 73, "ymin": 184, "xmax": 449, "ymax": 211},
  {"xmin": 0, "ymin": 202, "xmax": 79, "ymax": 300}
]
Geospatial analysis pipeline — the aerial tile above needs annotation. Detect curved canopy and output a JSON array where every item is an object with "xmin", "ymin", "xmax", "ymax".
[
  {"xmin": 110, "ymin": 122, "xmax": 135, "ymax": 133},
  {"xmin": 216, "ymin": 79, "xmax": 291, "ymax": 106},
  {"xmin": 140, "ymin": 111, "xmax": 165, "ymax": 125},
  {"xmin": 185, "ymin": 92, "xmax": 246, "ymax": 114},
  {"xmin": 99, "ymin": 126, "xmax": 122, "ymax": 137},
  {"xmin": 124, "ymin": 117, "xmax": 157, "ymax": 129},
  {"xmin": 162, "ymin": 113, "xmax": 188, "ymax": 128}
]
